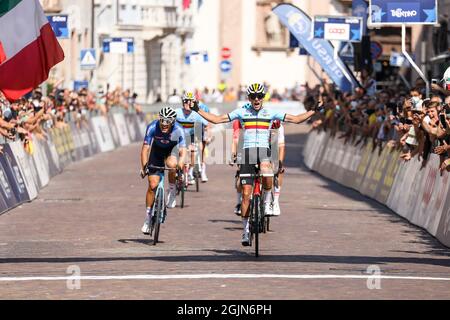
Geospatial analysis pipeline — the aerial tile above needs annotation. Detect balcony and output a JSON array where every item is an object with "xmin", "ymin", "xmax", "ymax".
[{"xmin": 114, "ymin": 2, "xmax": 193, "ymax": 34}]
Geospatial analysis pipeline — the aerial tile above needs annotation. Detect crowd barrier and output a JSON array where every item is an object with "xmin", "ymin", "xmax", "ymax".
[
  {"xmin": 303, "ymin": 130, "xmax": 450, "ymax": 247},
  {"xmin": 0, "ymin": 112, "xmax": 156, "ymax": 216}
]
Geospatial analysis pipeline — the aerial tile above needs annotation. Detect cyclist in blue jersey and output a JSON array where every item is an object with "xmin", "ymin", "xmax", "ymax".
[
  {"xmin": 177, "ymin": 92, "xmax": 211, "ymax": 184},
  {"xmin": 190, "ymin": 83, "xmax": 323, "ymax": 246},
  {"xmin": 140, "ymin": 107, "xmax": 187, "ymax": 234}
]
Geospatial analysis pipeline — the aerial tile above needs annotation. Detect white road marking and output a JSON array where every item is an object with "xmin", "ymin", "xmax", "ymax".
[{"xmin": 0, "ymin": 274, "xmax": 450, "ymax": 282}]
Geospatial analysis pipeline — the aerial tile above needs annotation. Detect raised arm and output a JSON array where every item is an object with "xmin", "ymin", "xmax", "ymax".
[
  {"xmin": 284, "ymin": 110, "xmax": 317, "ymax": 124},
  {"xmin": 191, "ymin": 103, "xmax": 230, "ymax": 124},
  {"xmin": 196, "ymin": 108, "xmax": 230, "ymax": 124}
]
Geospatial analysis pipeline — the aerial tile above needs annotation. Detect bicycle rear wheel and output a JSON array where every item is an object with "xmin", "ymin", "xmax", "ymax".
[
  {"xmin": 195, "ymin": 164, "xmax": 200, "ymax": 192},
  {"xmin": 180, "ymin": 184, "xmax": 185, "ymax": 208}
]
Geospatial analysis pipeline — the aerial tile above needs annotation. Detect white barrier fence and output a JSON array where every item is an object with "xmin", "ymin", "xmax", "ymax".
[
  {"xmin": 0, "ymin": 112, "xmax": 154, "ymax": 215},
  {"xmin": 303, "ymin": 130, "xmax": 450, "ymax": 247}
]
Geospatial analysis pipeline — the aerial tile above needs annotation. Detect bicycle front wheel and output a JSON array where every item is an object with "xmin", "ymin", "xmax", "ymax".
[
  {"xmin": 153, "ymin": 189, "xmax": 164, "ymax": 245},
  {"xmin": 253, "ymin": 195, "xmax": 260, "ymax": 258}
]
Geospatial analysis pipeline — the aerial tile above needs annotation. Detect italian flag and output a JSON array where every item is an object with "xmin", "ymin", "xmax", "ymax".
[{"xmin": 0, "ymin": 0, "xmax": 64, "ymax": 101}]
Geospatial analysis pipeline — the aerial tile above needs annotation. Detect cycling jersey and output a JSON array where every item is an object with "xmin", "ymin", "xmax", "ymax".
[
  {"xmin": 176, "ymin": 109, "xmax": 209, "ymax": 137},
  {"xmin": 199, "ymin": 102, "xmax": 210, "ymax": 113},
  {"xmin": 228, "ymin": 103, "xmax": 286, "ymax": 149},
  {"xmin": 233, "ymin": 119, "xmax": 285, "ymax": 146},
  {"xmin": 144, "ymin": 120, "xmax": 186, "ymax": 149}
]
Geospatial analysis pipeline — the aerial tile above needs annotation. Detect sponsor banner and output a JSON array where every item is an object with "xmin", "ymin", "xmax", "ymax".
[
  {"xmin": 0, "ymin": 150, "xmax": 20, "ymax": 209},
  {"xmin": 41, "ymin": 138, "xmax": 62, "ymax": 178},
  {"xmin": 112, "ymin": 114, "xmax": 131, "ymax": 146},
  {"xmin": 8, "ymin": 141, "xmax": 38, "ymax": 200},
  {"xmin": 48, "ymin": 127, "xmax": 72, "ymax": 168},
  {"xmin": 1, "ymin": 144, "xmax": 29, "ymax": 202},
  {"xmin": 354, "ymin": 142, "xmax": 375, "ymax": 188},
  {"xmin": 0, "ymin": 179, "xmax": 10, "ymax": 214},
  {"xmin": 370, "ymin": 0, "xmax": 438, "ymax": 25},
  {"xmin": 374, "ymin": 147, "xmax": 401, "ymax": 203},
  {"xmin": 69, "ymin": 123, "xmax": 84, "ymax": 161},
  {"xmin": 412, "ymin": 156, "xmax": 449, "ymax": 235},
  {"xmin": 125, "ymin": 114, "xmax": 139, "ymax": 142},
  {"xmin": 30, "ymin": 136, "xmax": 51, "ymax": 188},
  {"xmin": 90, "ymin": 117, "xmax": 115, "ymax": 153},
  {"xmin": 313, "ymin": 16, "xmax": 363, "ymax": 42},
  {"xmin": 436, "ymin": 185, "xmax": 450, "ymax": 247},
  {"xmin": 107, "ymin": 115, "xmax": 120, "ymax": 147},
  {"xmin": 86, "ymin": 121, "xmax": 100, "ymax": 156},
  {"xmin": 273, "ymin": 3, "xmax": 360, "ymax": 92}
]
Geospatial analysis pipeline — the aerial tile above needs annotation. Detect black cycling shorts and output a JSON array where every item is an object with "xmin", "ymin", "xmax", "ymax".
[
  {"xmin": 239, "ymin": 148, "xmax": 271, "ymax": 186},
  {"xmin": 147, "ymin": 145, "xmax": 176, "ymax": 176}
]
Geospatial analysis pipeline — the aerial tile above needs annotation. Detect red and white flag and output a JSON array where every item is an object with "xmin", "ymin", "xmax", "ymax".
[{"xmin": 0, "ymin": 0, "xmax": 65, "ymax": 101}]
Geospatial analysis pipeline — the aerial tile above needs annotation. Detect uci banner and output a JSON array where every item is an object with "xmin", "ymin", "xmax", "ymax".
[
  {"xmin": 273, "ymin": 3, "xmax": 359, "ymax": 93},
  {"xmin": 370, "ymin": 0, "xmax": 438, "ymax": 25}
]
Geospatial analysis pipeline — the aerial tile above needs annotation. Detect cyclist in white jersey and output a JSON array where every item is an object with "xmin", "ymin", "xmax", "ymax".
[{"xmin": 190, "ymin": 83, "xmax": 322, "ymax": 246}]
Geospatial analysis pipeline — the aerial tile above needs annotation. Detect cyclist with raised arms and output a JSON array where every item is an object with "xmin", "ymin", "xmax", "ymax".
[
  {"xmin": 176, "ymin": 92, "xmax": 211, "ymax": 184},
  {"xmin": 190, "ymin": 83, "xmax": 321, "ymax": 246},
  {"xmin": 231, "ymin": 117, "xmax": 285, "ymax": 216},
  {"xmin": 140, "ymin": 107, "xmax": 187, "ymax": 235}
]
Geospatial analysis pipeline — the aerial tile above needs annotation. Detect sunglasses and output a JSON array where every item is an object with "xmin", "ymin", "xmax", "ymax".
[
  {"xmin": 160, "ymin": 119, "xmax": 174, "ymax": 126},
  {"xmin": 248, "ymin": 93, "xmax": 265, "ymax": 100},
  {"xmin": 183, "ymin": 99, "xmax": 194, "ymax": 104}
]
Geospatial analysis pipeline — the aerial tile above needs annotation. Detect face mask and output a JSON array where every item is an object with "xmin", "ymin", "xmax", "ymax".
[{"xmin": 335, "ymin": 105, "xmax": 341, "ymax": 112}]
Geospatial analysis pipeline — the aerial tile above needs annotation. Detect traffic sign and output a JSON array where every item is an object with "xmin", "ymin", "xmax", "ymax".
[
  {"xmin": 371, "ymin": 41, "xmax": 383, "ymax": 60},
  {"xmin": 221, "ymin": 47, "xmax": 232, "ymax": 59},
  {"xmin": 80, "ymin": 49, "xmax": 96, "ymax": 70},
  {"xmin": 220, "ymin": 60, "xmax": 232, "ymax": 73},
  {"xmin": 339, "ymin": 42, "xmax": 354, "ymax": 63}
]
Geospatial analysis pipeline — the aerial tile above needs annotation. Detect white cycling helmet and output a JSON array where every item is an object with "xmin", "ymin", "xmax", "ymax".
[
  {"xmin": 159, "ymin": 107, "xmax": 177, "ymax": 123},
  {"xmin": 246, "ymin": 83, "xmax": 266, "ymax": 96}
]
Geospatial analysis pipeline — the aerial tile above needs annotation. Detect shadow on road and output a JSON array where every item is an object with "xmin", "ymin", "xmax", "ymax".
[{"xmin": 1, "ymin": 253, "xmax": 449, "ymax": 267}]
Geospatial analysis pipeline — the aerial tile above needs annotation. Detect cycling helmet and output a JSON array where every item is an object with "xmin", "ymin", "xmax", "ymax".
[
  {"xmin": 246, "ymin": 83, "xmax": 266, "ymax": 96},
  {"xmin": 159, "ymin": 107, "xmax": 177, "ymax": 123},
  {"xmin": 183, "ymin": 91, "xmax": 196, "ymax": 101}
]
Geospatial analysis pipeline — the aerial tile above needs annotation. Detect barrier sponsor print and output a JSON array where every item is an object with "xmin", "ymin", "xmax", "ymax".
[
  {"xmin": 1, "ymin": 144, "xmax": 29, "ymax": 202},
  {"xmin": 8, "ymin": 141, "xmax": 38, "ymax": 200},
  {"xmin": 90, "ymin": 117, "xmax": 115, "ymax": 152},
  {"xmin": 30, "ymin": 137, "xmax": 51, "ymax": 188},
  {"xmin": 0, "ymin": 156, "xmax": 19, "ymax": 209},
  {"xmin": 112, "ymin": 114, "xmax": 131, "ymax": 146},
  {"xmin": 304, "ymin": 131, "xmax": 450, "ymax": 247}
]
